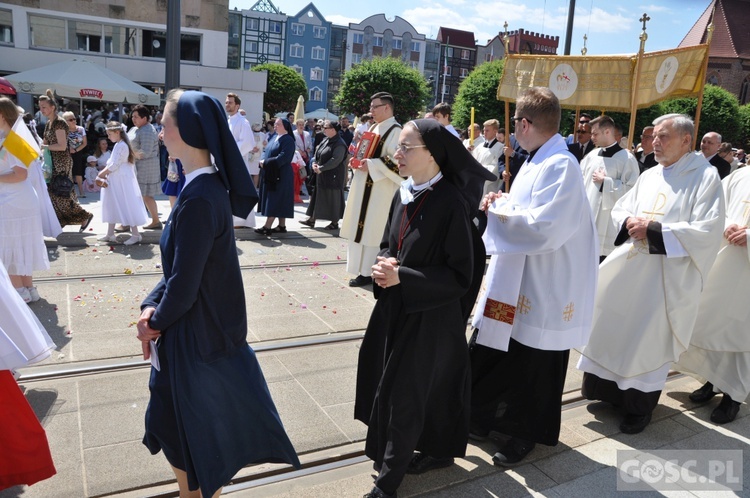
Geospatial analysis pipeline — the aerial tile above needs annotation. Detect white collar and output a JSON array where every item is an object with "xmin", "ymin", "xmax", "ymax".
[
  {"xmin": 399, "ymin": 171, "xmax": 443, "ymax": 204},
  {"xmin": 184, "ymin": 165, "xmax": 217, "ymax": 187}
]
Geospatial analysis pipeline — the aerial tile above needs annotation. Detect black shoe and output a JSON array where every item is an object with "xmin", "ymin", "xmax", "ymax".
[
  {"xmin": 272, "ymin": 225, "xmax": 287, "ymax": 233},
  {"xmin": 689, "ymin": 381, "xmax": 717, "ymax": 403},
  {"xmin": 363, "ymin": 486, "xmax": 396, "ymax": 498},
  {"xmin": 114, "ymin": 225, "xmax": 131, "ymax": 233},
  {"xmin": 373, "ymin": 461, "xmax": 382, "ymax": 473},
  {"xmin": 349, "ymin": 275, "xmax": 373, "ymax": 287},
  {"xmin": 710, "ymin": 395, "xmax": 741, "ymax": 424},
  {"xmin": 492, "ymin": 438, "xmax": 536, "ymax": 466},
  {"xmin": 620, "ymin": 413, "xmax": 652, "ymax": 434},
  {"xmin": 405, "ymin": 452, "xmax": 454, "ymax": 475},
  {"xmin": 254, "ymin": 227, "xmax": 271, "ymax": 236},
  {"xmin": 468, "ymin": 425, "xmax": 490, "ymax": 441},
  {"xmin": 79, "ymin": 212, "xmax": 94, "ymax": 233}
]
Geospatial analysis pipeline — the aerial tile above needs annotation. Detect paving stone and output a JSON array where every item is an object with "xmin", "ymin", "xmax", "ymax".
[
  {"xmin": 84, "ymin": 440, "xmax": 174, "ymax": 497},
  {"xmin": 323, "ymin": 402, "xmax": 367, "ymax": 442},
  {"xmin": 250, "ymin": 310, "xmax": 334, "ymax": 341},
  {"xmin": 533, "ymin": 445, "xmax": 607, "ymax": 485}
]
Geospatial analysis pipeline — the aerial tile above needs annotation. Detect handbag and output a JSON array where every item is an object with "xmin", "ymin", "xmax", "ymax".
[
  {"xmin": 298, "ymin": 165, "xmax": 308, "ymax": 179},
  {"xmin": 49, "ymin": 175, "xmax": 74, "ymax": 197},
  {"xmin": 166, "ymin": 160, "xmax": 180, "ymax": 183}
]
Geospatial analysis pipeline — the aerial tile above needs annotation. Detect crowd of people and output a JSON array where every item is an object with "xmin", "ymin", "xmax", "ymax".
[{"xmin": 1, "ymin": 85, "xmax": 749, "ymax": 498}]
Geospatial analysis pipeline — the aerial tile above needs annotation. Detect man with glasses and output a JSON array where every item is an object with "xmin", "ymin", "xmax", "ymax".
[
  {"xmin": 635, "ymin": 126, "xmax": 658, "ymax": 173},
  {"xmin": 567, "ymin": 120, "xmax": 595, "ymax": 162},
  {"xmin": 341, "ymin": 92, "xmax": 402, "ymax": 287},
  {"xmin": 470, "ymin": 87, "xmax": 598, "ymax": 466}
]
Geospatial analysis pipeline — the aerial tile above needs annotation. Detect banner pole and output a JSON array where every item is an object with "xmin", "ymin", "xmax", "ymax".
[
  {"xmin": 693, "ymin": 9, "xmax": 715, "ymax": 148},
  {"xmin": 502, "ymin": 22, "xmax": 512, "ymax": 193},
  {"xmin": 627, "ymin": 13, "xmax": 650, "ymax": 152}
]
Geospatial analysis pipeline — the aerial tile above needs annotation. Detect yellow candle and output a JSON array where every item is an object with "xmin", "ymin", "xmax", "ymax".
[{"xmin": 470, "ymin": 107, "xmax": 475, "ymax": 146}]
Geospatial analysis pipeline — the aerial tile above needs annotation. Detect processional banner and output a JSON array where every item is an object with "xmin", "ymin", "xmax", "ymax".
[{"xmin": 497, "ymin": 44, "xmax": 708, "ymax": 111}]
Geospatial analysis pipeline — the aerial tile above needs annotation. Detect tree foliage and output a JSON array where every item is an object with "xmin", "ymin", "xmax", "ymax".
[
  {"xmin": 334, "ymin": 57, "xmax": 430, "ymax": 124},
  {"xmin": 452, "ymin": 60, "xmax": 506, "ymax": 130},
  {"xmin": 737, "ymin": 104, "xmax": 750, "ymax": 150},
  {"xmin": 658, "ymin": 84, "xmax": 742, "ymax": 145},
  {"xmin": 252, "ymin": 63, "xmax": 307, "ymax": 118}
]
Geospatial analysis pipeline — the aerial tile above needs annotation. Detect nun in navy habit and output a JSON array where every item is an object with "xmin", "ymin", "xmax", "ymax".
[
  {"xmin": 255, "ymin": 118, "xmax": 295, "ymax": 234},
  {"xmin": 354, "ymin": 119, "xmax": 495, "ymax": 498},
  {"xmin": 137, "ymin": 90, "xmax": 300, "ymax": 498}
]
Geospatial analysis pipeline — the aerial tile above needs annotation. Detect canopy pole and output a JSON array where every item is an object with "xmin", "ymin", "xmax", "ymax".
[
  {"xmin": 502, "ymin": 22, "xmax": 511, "ymax": 193},
  {"xmin": 627, "ymin": 13, "xmax": 650, "ymax": 153},
  {"xmin": 693, "ymin": 10, "xmax": 715, "ymax": 149}
]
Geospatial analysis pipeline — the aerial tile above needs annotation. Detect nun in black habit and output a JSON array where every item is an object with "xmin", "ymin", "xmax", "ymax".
[
  {"xmin": 136, "ymin": 90, "xmax": 300, "ymax": 498},
  {"xmin": 354, "ymin": 119, "xmax": 495, "ymax": 498}
]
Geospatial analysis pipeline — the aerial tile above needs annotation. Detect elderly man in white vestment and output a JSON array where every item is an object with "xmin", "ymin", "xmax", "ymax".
[
  {"xmin": 580, "ymin": 115, "xmax": 640, "ymax": 262},
  {"xmin": 226, "ymin": 92, "xmax": 258, "ymax": 229},
  {"xmin": 578, "ymin": 114, "xmax": 725, "ymax": 435},
  {"xmin": 340, "ymin": 92, "xmax": 402, "ymax": 287},
  {"xmin": 676, "ymin": 166, "xmax": 750, "ymax": 424},
  {"xmin": 469, "ymin": 87, "xmax": 598, "ymax": 466}
]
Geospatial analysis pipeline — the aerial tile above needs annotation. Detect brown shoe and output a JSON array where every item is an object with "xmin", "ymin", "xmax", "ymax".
[
  {"xmin": 114, "ymin": 225, "xmax": 131, "ymax": 233},
  {"xmin": 143, "ymin": 221, "xmax": 163, "ymax": 230}
]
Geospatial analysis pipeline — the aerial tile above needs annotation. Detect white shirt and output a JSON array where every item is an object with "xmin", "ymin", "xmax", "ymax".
[{"xmin": 227, "ymin": 113, "xmax": 255, "ymax": 167}]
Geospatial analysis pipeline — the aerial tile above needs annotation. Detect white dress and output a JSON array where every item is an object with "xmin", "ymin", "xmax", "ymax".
[
  {"xmin": 100, "ymin": 141, "xmax": 149, "ymax": 226},
  {"xmin": 0, "ymin": 257, "xmax": 55, "ymax": 370},
  {"xmin": 0, "ymin": 148, "xmax": 49, "ymax": 276}
]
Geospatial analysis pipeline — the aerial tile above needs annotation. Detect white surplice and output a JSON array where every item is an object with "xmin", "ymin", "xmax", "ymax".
[
  {"xmin": 471, "ymin": 144, "xmax": 501, "ymax": 197},
  {"xmin": 340, "ymin": 117, "xmax": 402, "ymax": 274},
  {"xmin": 474, "ymin": 134, "xmax": 599, "ymax": 352},
  {"xmin": 228, "ymin": 112, "xmax": 257, "ymax": 227},
  {"xmin": 580, "ymin": 145, "xmax": 640, "ymax": 256},
  {"xmin": 676, "ymin": 167, "xmax": 750, "ymax": 400},
  {"xmin": 579, "ymin": 151, "xmax": 724, "ymax": 391}
]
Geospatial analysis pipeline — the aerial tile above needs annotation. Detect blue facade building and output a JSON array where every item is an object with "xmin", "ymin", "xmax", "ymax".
[{"xmin": 284, "ymin": 3, "xmax": 331, "ymax": 112}]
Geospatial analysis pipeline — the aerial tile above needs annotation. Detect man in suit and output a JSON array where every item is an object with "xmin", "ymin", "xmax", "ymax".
[
  {"xmin": 635, "ymin": 126, "xmax": 658, "ymax": 173},
  {"xmin": 567, "ymin": 121, "xmax": 594, "ymax": 163},
  {"xmin": 701, "ymin": 131, "xmax": 731, "ymax": 179}
]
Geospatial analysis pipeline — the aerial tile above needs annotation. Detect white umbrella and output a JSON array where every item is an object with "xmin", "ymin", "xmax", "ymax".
[
  {"xmin": 304, "ymin": 108, "xmax": 333, "ymax": 120},
  {"xmin": 6, "ymin": 58, "xmax": 160, "ymax": 106}
]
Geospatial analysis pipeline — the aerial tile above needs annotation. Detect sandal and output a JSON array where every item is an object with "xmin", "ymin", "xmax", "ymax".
[
  {"xmin": 254, "ymin": 227, "xmax": 272, "ymax": 236},
  {"xmin": 272, "ymin": 226, "xmax": 287, "ymax": 233},
  {"xmin": 300, "ymin": 219, "xmax": 315, "ymax": 227},
  {"xmin": 323, "ymin": 223, "xmax": 339, "ymax": 230},
  {"xmin": 79, "ymin": 213, "xmax": 94, "ymax": 233}
]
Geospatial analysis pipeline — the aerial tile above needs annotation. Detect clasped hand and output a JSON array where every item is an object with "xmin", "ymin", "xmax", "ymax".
[
  {"xmin": 372, "ymin": 256, "xmax": 400, "ymax": 289},
  {"xmin": 480, "ymin": 191, "xmax": 508, "ymax": 212},
  {"xmin": 137, "ymin": 307, "xmax": 161, "ymax": 359},
  {"xmin": 724, "ymin": 224, "xmax": 748, "ymax": 247},
  {"xmin": 625, "ymin": 217, "xmax": 650, "ymax": 241}
]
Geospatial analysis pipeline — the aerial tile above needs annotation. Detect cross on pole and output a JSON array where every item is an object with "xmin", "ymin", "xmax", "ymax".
[{"xmin": 640, "ymin": 13, "xmax": 651, "ymax": 32}]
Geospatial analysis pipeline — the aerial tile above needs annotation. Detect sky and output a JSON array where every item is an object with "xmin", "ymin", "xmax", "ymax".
[{"xmin": 228, "ymin": 0, "xmax": 713, "ymax": 56}]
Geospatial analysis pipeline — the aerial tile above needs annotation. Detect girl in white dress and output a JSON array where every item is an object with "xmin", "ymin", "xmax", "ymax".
[
  {"xmin": 0, "ymin": 97, "xmax": 50, "ymax": 303},
  {"xmin": 97, "ymin": 122, "xmax": 148, "ymax": 245}
]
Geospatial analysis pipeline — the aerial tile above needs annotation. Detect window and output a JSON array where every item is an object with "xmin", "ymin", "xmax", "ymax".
[
  {"xmin": 410, "ymin": 41, "xmax": 420, "ymax": 52},
  {"xmin": 444, "ymin": 66, "xmax": 452, "ymax": 76},
  {"xmin": 72, "ymin": 21, "xmax": 102, "ymax": 52},
  {"xmin": 373, "ymin": 36, "xmax": 383, "ymax": 47},
  {"xmin": 461, "ymin": 49, "xmax": 470, "ymax": 59},
  {"xmin": 142, "ymin": 30, "xmax": 200, "ymax": 62},
  {"xmin": 446, "ymin": 47, "xmax": 453, "ymax": 58},
  {"xmin": 291, "ymin": 65, "xmax": 303, "ymax": 75},
  {"xmin": 0, "ymin": 9, "xmax": 13, "ymax": 44},
  {"xmin": 460, "ymin": 68, "xmax": 469, "ymax": 78},
  {"xmin": 291, "ymin": 23, "xmax": 304, "ymax": 36},
  {"xmin": 310, "ymin": 67, "xmax": 323, "ymax": 81},
  {"xmin": 392, "ymin": 39, "xmax": 402, "ymax": 49},
  {"xmin": 29, "ymin": 15, "xmax": 66, "ymax": 49},
  {"xmin": 269, "ymin": 21, "xmax": 282, "ymax": 33},
  {"xmin": 442, "ymin": 84, "xmax": 449, "ymax": 95},
  {"xmin": 310, "ymin": 87, "xmax": 322, "ymax": 101},
  {"xmin": 246, "ymin": 40, "xmax": 258, "ymax": 53},
  {"xmin": 104, "ymin": 25, "xmax": 139, "ymax": 56},
  {"xmin": 351, "ymin": 53, "xmax": 362, "ymax": 64},
  {"xmin": 484, "ymin": 53, "xmax": 492, "ymax": 62},
  {"xmin": 313, "ymin": 26, "xmax": 326, "ymax": 39},
  {"xmin": 409, "ymin": 61, "xmax": 419, "ymax": 69},
  {"xmin": 290, "ymin": 44, "xmax": 303, "ymax": 58},
  {"xmin": 247, "ymin": 18, "xmax": 259, "ymax": 30},
  {"xmin": 268, "ymin": 44, "xmax": 281, "ymax": 56},
  {"xmin": 311, "ymin": 46, "xmax": 325, "ymax": 60},
  {"xmin": 353, "ymin": 33, "xmax": 363, "ymax": 44}
]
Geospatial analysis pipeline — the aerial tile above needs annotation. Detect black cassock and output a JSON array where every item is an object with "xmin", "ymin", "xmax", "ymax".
[{"xmin": 354, "ymin": 178, "xmax": 484, "ymax": 492}]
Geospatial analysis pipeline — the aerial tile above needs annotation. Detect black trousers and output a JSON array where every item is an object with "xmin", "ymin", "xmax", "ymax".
[
  {"xmin": 470, "ymin": 336, "xmax": 570, "ymax": 446},
  {"xmin": 581, "ymin": 372, "xmax": 662, "ymax": 416}
]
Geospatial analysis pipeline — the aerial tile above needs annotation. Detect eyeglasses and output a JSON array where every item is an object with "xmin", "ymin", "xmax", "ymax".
[
  {"xmin": 579, "ymin": 119, "xmax": 590, "ymax": 124},
  {"xmin": 512, "ymin": 116, "xmax": 532, "ymax": 129},
  {"xmin": 395, "ymin": 143, "xmax": 427, "ymax": 154},
  {"xmin": 369, "ymin": 103, "xmax": 386, "ymax": 110}
]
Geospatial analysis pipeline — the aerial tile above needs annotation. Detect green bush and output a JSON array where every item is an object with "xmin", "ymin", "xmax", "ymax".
[
  {"xmin": 738, "ymin": 104, "xmax": 750, "ymax": 150},
  {"xmin": 334, "ymin": 57, "xmax": 431, "ymax": 124},
  {"xmin": 658, "ymin": 84, "xmax": 741, "ymax": 145},
  {"xmin": 251, "ymin": 63, "xmax": 307, "ymax": 118}
]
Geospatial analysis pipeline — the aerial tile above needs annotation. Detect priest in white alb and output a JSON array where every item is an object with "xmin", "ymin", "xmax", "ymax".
[
  {"xmin": 470, "ymin": 87, "xmax": 598, "ymax": 466},
  {"xmin": 225, "ymin": 92, "xmax": 258, "ymax": 229},
  {"xmin": 675, "ymin": 165, "xmax": 750, "ymax": 424},
  {"xmin": 578, "ymin": 114, "xmax": 724, "ymax": 435},
  {"xmin": 580, "ymin": 115, "xmax": 640, "ymax": 261}
]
